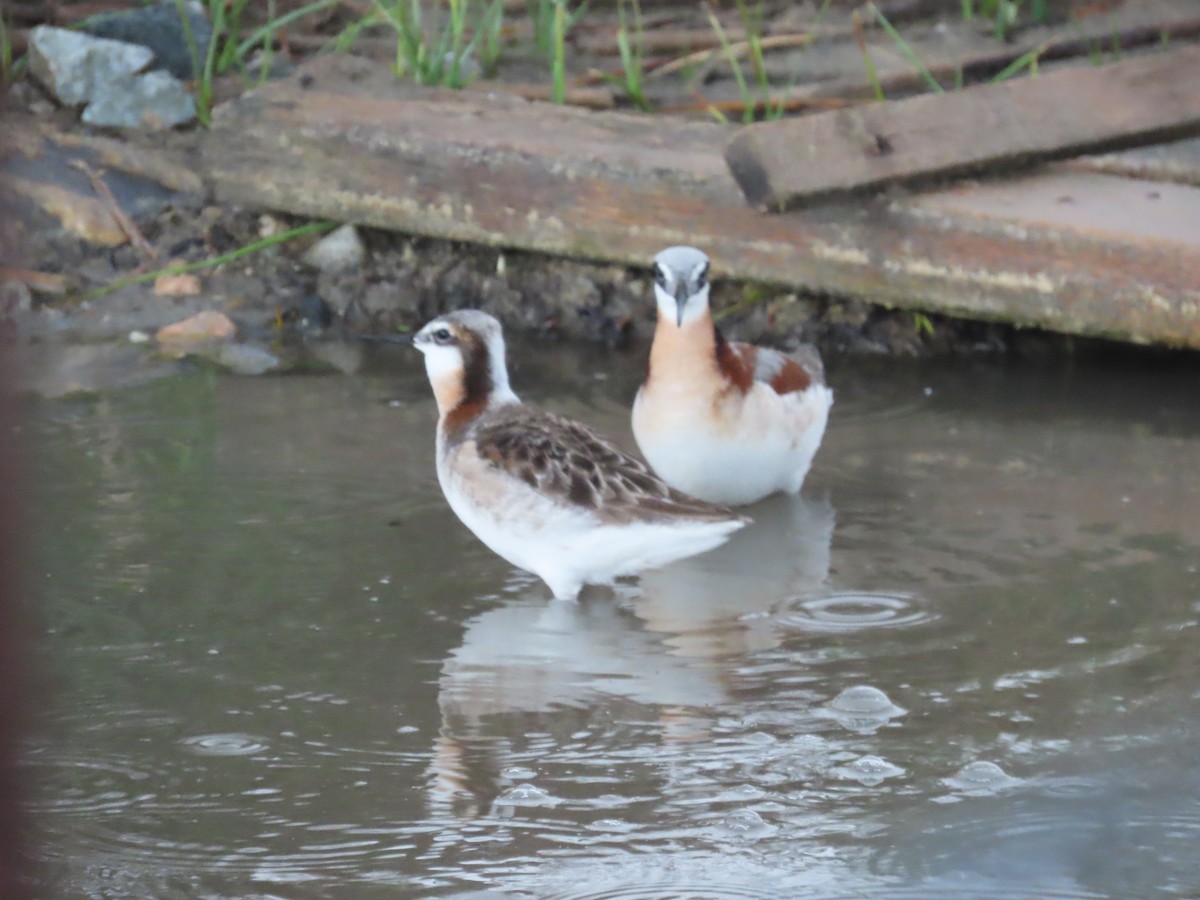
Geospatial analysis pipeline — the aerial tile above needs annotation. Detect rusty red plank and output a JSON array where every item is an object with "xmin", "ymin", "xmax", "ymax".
[
  {"xmin": 723, "ymin": 45, "xmax": 1200, "ymax": 210},
  {"xmin": 198, "ymin": 54, "xmax": 1200, "ymax": 349}
]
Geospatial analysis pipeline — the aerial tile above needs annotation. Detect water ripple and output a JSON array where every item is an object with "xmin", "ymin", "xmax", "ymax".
[
  {"xmin": 181, "ymin": 732, "xmax": 270, "ymax": 756},
  {"xmin": 24, "ymin": 751, "xmax": 159, "ymax": 817},
  {"xmin": 539, "ymin": 883, "xmax": 777, "ymax": 900},
  {"xmin": 771, "ymin": 591, "xmax": 935, "ymax": 633}
]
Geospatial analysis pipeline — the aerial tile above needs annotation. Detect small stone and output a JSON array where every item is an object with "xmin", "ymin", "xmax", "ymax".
[
  {"xmin": 304, "ymin": 225, "xmax": 365, "ymax": 273},
  {"xmin": 16, "ymin": 343, "xmax": 178, "ymax": 398},
  {"xmin": 258, "ymin": 215, "xmax": 282, "ymax": 239},
  {"xmin": 0, "ymin": 281, "xmax": 33, "ymax": 315},
  {"xmin": 28, "ymin": 26, "xmax": 154, "ymax": 107},
  {"xmin": 153, "ymin": 272, "xmax": 202, "ymax": 297},
  {"xmin": 128, "ymin": 330, "xmax": 152, "ymax": 344},
  {"xmin": 310, "ymin": 341, "xmax": 363, "ymax": 375},
  {"xmin": 83, "ymin": 70, "xmax": 197, "ymax": 129},
  {"xmin": 444, "ymin": 50, "xmax": 480, "ymax": 83},
  {"xmin": 155, "ymin": 310, "xmax": 236, "ymax": 346},
  {"xmin": 78, "ymin": 0, "xmax": 212, "ymax": 81},
  {"xmin": 213, "ymin": 343, "xmax": 280, "ymax": 376},
  {"xmin": 16, "ymin": 178, "xmax": 127, "ymax": 245}
]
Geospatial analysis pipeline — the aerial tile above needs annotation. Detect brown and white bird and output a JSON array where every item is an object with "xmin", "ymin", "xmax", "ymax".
[
  {"xmin": 413, "ymin": 309, "xmax": 748, "ymax": 600},
  {"xmin": 632, "ymin": 246, "xmax": 833, "ymax": 506}
]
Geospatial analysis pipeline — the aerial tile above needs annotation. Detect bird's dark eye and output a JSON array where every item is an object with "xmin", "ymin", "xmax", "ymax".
[
  {"xmin": 696, "ymin": 261, "xmax": 710, "ymax": 288},
  {"xmin": 433, "ymin": 327, "xmax": 452, "ymax": 343},
  {"xmin": 653, "ymin": 264, "xmax": 668, "ymax": 288}
]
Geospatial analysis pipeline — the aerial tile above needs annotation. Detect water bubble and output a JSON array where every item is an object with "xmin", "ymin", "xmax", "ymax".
[
  {"xmin": 494, "ymin": 783, "xmax": 558, "ymax": 808},
  {"xmin": 586, "ymin": 818, "xmax": 637, "ymax": 834},
  {"xmin": 943, "ymin": 761, "xmax": 1023, "ymax": 795},
  {"xmin": 592, "ymin": 794, "xmax": 634, "ymax": 810},
  {"xmin": 180, "ymin": 733, "xmax": 268, "ymax": 756},
  {"xmin": 833, "ymin": 755, "xmax": 906, "ymax": 786},
  {"xmin": 731, "ymin": 783, "xmax": 766, "ymax": 799},
  {"xmin": 502, "ymin": 765, "xmax": 537, "ymax": 781},
  {"xmin": 718, "ymin": 809, "xmax": 776, "ymax": 839},
  {"xmin": 773, "ymin": 592, "xmax": 934, "ymax": 633},
  {"xmin": 821, "ymin": 686, "xmax": 907, "ymax": 734},
  {"xmin": 744, "ymin": 731, "xmax": 778, "ymax": 745}
]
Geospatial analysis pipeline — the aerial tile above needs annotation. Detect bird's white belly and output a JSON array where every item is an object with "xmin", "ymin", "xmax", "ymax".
[
  {"xmin": 438, "ymin": 454, "xmax": 587, "ymax": 578},
  {"xmin": 437, "ymin": 443, "xmax": 742, "ymax": 598},
  {"xmin": 633, "ymin": 384, "xmax": 832, "ymax": 506}
]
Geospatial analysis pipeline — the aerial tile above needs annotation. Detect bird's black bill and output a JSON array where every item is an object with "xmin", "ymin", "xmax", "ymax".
[{"xmin": 674, "ymin": 283, "xmax": 689, "ymax": 327}]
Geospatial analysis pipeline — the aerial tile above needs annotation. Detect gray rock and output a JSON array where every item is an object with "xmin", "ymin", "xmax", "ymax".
[
  {"xmin": 83, "ymin": 70, "xmax": 197, "ymax": 128},
  {"xmin": 14, "ymin": 342, "xmax": 180, "ymax": 398},
  {"xmin": 304, "ymin": 225, "xmax": 366, "ymax": 273},
  {"xmin": 212, "ymin": 343, "xmax": 282, "ymax": 376},
  {"xmin": 79, "ymin": 0, "xmax": 212, "ymax": 81},
  {"xmin": 28, "ymin": 26, "xmax": 154, "ymax": 106}
]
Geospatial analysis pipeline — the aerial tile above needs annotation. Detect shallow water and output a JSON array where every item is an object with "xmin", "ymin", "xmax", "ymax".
[{"xmin": 21, "ymin": 340, "xmax": 1200, "ymax": 898}]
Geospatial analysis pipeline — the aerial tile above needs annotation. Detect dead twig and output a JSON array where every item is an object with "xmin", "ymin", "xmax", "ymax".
[
  {"xmin": 575, "ymin": 24, "xmax": 748, "ymax": 56},
  {"xmin": 68, "ymin": 160, "xmax": 159, "ymax": 264},
  {"xmin": 465, "ymin": 79, "xmax": 615, "ymax": 109},
  {"xmin": 660, "ymin": 91, "xmax": 851, "ymax": 118},
  {"xmin": 0, "ymin": 267, "xmax": 70, "ymax": 296},
  {"xmin": 645, "ymin": 31, "xmax": 815, "ymax": 81}
]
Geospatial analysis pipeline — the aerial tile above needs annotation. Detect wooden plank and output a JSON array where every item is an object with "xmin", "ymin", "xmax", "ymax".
[
  {"xmin": 723, "ymin": 46, "xmax": 1200, "ymax": 210},
  {"xmin": 1066, "ymin": 136, "xmax": 1200, "ymax": 187},
  {"xmin": 762, "ymin": 3, "xmax": 1200, "ymax": 108},
  {"xmin": 198, "ymin": 54, "xmax": 1200, "ymax": 350}
]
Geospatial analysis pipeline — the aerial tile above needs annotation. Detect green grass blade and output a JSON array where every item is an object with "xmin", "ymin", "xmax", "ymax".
[
  {"xmin": 868, "ymin": 2, "xmax": 944, "ymax": 94},
  {"xmin": 551, "ymin": 0, "xmax": 566, "ymax": 102},
  {"xmin": 990, "ymin": 43, "xmax": 1045, "ymax": 82},
  {"xmin": 852, "ymin": 9, "xmax": 885, "ymax": 102},
  {"xmin": 706, "ymin": 5, "xmax": 752, "ymax": 122},
  {"xmin": 234, "ymin": 0, "xmax": 340, "ymax": 61},
  {"xmin": 77, "ymin": 222, "xmax": 337, "ymax": 303}
]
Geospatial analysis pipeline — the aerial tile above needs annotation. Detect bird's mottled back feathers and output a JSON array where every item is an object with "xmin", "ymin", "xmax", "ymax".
[{"xmin": 468, "ymin": 405, "xmax": 743, "ymax": 525}]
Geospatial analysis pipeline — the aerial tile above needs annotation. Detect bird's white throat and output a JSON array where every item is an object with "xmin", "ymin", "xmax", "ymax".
[{"xmin": 655, "ymin": 283, "xmax": 711, "ymax": 329}]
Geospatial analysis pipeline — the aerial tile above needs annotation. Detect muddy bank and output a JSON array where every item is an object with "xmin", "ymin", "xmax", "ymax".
[
  {"xmin": 14, "ymin": 204, "xmax": 996, "ymax": 353},
  {"xmin": 1, "ymin": 186, "xmax": 1169, "ymax": 400},
  {"xmin": 1, "ymin": 101, "xmax": 1179, "ymax": 401}
]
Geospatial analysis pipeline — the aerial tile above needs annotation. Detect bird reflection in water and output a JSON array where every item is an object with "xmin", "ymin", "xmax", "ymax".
[{"xmin": 426, "ymin": 495, "xmax": 836, "ymax": 818}]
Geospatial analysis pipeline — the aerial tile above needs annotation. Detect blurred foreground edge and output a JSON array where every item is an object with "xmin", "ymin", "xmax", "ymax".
[{"xmin": 0, "ymin": 91, "xmax": 36, "ymax": 900}]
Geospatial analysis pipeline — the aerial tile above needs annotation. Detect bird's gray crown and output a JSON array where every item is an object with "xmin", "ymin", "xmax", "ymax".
[{"xmin": 654, "ymin": 246, "xmax": 710, "ymax": 281}]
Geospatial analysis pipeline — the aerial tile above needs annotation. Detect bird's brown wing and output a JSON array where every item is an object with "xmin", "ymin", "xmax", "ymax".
[{"xmin": 471, "ymin": 406, "xmax": 744, "ymax": 524}]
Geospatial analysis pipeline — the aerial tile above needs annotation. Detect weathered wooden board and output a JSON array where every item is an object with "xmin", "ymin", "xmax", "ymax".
[
  {"xmin": 199, "ymin": 54, "xmax": 1200, "ymax": 349},
  {"xmin": 1068, "ymin": 136, "xmax": 1200, "ymax": 187},
  {"xmin": 724, "ymin": 46, "xmax": 1200, "ymax": 210},
  {"xmin": 764, "ymin": 2, "xmax": 1200, "ymax": 109}
]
